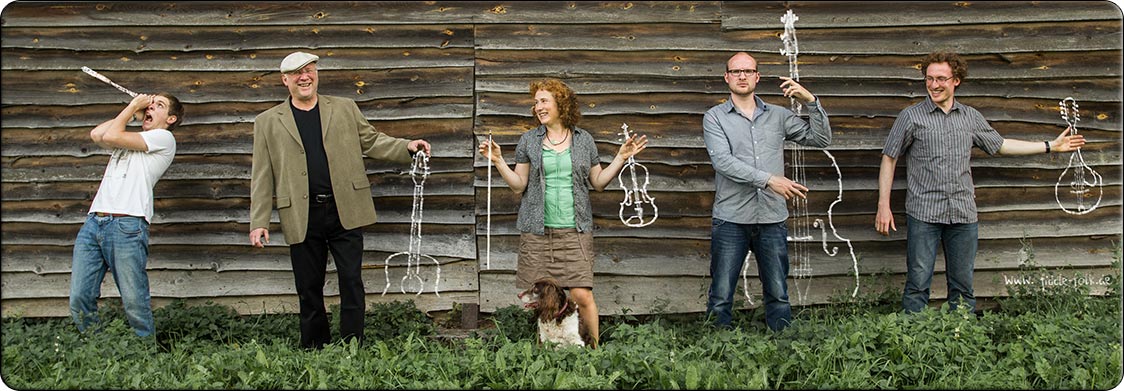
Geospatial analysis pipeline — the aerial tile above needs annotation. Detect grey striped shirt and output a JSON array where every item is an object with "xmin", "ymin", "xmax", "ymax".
[
  {"xmin": 513, "ymin": 125, "xmax": 600, "ymax": 235},
  {"xmin": 882, "ymin": 98, "xmax": 1005, "ymax": 224},
  {"xmin": 703, "ymin": 96, "xmax": 832, "ymax": 224}
]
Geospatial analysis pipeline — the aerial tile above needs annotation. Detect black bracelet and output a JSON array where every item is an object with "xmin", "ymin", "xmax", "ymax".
[{"xmin": 1045, "ymin": 141, "xmax": 1051, "ymax": 154}]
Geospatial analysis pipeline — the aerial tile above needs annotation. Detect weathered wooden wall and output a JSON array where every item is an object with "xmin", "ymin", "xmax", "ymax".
[
  {"xmin": 2, "ymin": 1, "xmax": 1121, "ymax": 319},
  {"xmin": 0, "ymin": 1, "xmax": 483, "ymax": 317}
]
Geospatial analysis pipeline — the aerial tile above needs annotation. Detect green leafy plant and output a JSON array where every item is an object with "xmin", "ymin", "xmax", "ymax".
[
  {"xmin": 363, "ymin": 300, "xmax": 435, "ymax": 341},
  {"xmin": 2, "ymin": 252, "xmax": 1120, "ymax": 390}
]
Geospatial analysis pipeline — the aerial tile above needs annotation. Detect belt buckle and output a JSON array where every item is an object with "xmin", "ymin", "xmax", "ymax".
[{"xmin": 315, "ymin": 194, "xmax": 332, "ymax": 203}]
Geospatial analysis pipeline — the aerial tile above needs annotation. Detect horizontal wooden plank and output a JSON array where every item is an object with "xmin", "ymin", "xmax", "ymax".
[
  {"xmin": 1, "ymin": 243, "xmax": 471, "ymax": 275},
  {"xmin": 476, "ymin": 49, "xmax": 1123, "ymax": 80},
  {"xmin": 0, "ymin": 222, "xmax": 479, "ymax": 258},
  {"xmin": 3, "ymin": 211, "xmax": 1108, "ymax": 256},
  {"xmin": 0, "ymin": 179, "xmax": 247, "ymax": 201},
  {"xmin": 475, "ymin": 21, "xmax": 1122, "ymax": 53},
  {"xmin": 4, "ymin": 231, "xmax": 1116, "ymax": 281},
  {"xmin": 0, "ymin": 171, "xmax": 478, "ymax": 201},
  {"xmin": 0, "ymin": 1, "xmax": 721, "ymax": 27},
  {"xmin": 9, "ymin": 117, "xmax": 1117, "ymax": 166},
  {"xmin": 473, "ymin": 114, "xmax": 1123, "ymax": 151},
  {"xmin": 0, "ymin": 153, "xmax": 473, "ymax": 175},
  {"xmin": 0, "ymin": 154, "xmax": 475, "ymax": 185},
  {"xmin": 4, "ymin": 151, "xmax": 1119, "ymax": 194},
  {"xmin": 1, "ymin": 68, "xmax": 474, "ymax": 105},
  {"xmin": 477, "ymin": 92, "xmax": 1123, "ymax": 131},
  {"xmin": 471, "ymin": 185, "xmax": 1124, "ymax": 217},
  {"xmin": 477, "ymin": 76, "xmax": 1123, "ymax": 102},
  {"xmin": 0, "ymin": 25, "xmax": 474, "ymax": 51},
  {"xmin": 0, "ymin": 194, "xmax": 477, "ymax": 225},
  {"xmin": 723, "ymin": 1, "xmax": 1123, "ymax": 29},
  {"xmin": 509, "ymin": 138, "xmax": 1124, "ymax": 168},
  {"xmin": 2, "ymin": 291, "xmax": 480, "ymax": 318},
  {"xmin": 473, "ymin": 235, "xmax": 1121, "ymax": 278},
  {"xmin": 1, "ymin": 96, "xmax": 473, "ymax": 129},
  {"xmin": 3, "ymin": 117, "xmax": 1118, "ymax": 164},
  {"xmin": 478, "ymin": 266, "xmax": 1119, "ymax": 314},
  {"xmin": 0, "ymin": 259, "xmax": 477, "ymax": 299},
  {"xmin": 0, "ymin": 47, "xmax": 476, "ymax": 71},
  {"xmin": 464, "ymin": 208, "xmax": 1123, "ymax": 241},
  {"xmin": 474, "ymin": 161, "xmax": 1124, "ymax": 194},
  {"xmin": 1, "ymin": 119, "xmax": 476, "ymax": 158}
]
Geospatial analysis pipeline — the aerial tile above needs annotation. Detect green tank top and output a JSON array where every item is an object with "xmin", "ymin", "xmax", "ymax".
[{"xmin": 542, "ymin": 147, "xmax": 576, "ymax": 228}]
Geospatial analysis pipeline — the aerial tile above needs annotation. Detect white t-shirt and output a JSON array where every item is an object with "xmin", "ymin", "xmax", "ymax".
[{"xmin": 88, "ymin": 129, "xmax": 177, "ymax": 223}]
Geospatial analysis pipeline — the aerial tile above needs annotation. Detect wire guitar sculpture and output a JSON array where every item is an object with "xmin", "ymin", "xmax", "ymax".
[
  {"xmin": 1054, "ymin": 97, "xmax": 1103, "ymax": 215},
  {"xmin": 744, "ymin": 10, "xmax": 860, "ymax": 305},
  {"xmin": 617, "ymin": 123, "xmax": 658, "ymax": 227},
  {"xmin": 383, "ymin": 151, "xmax": 441, "ymax": 296}
]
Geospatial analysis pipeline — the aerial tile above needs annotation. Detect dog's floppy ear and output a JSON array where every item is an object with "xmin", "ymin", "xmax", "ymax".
[{"xmin": 535, "ymin": 279, "xmax": 562, "ymax": 323}]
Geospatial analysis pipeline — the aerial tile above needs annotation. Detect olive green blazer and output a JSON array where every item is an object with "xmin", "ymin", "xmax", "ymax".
[{"xmin": 250, "ymin": 95, "xmax": 411, "ymax": 245}]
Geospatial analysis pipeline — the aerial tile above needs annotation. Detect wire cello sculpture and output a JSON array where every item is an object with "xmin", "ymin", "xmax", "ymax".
[
  {"xmin": 775, "ymin": 9, "xmax": 860, "ymax": 305},
  {"xmin": 617, "ymin": 123, "xmax": 658, "ymax": 227},
  {"xmin": 383, "ymin": 151, "xmax": 441, "ymax": 296},
  {"xmin": 1054, "ymin": 97, "xmax": 1103, "ymax": 215}
]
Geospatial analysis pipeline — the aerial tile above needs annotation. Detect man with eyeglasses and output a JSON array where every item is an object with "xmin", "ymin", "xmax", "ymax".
[
  {"xmin": 702, "ymin": 52, "xmax": 831, "ymax": 331},
  {"xmin": 249, "ymin": 51, "xmax": 431, "ymax": 349},
  {"xmin": 875, "ymin": 51, "xmax": 1086, "ymax": 314}
]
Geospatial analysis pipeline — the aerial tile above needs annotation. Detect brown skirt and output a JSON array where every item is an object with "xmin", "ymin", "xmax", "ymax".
[{"xmin": 515, "ymin": 228, "xmax": 595, "ymax": 290}]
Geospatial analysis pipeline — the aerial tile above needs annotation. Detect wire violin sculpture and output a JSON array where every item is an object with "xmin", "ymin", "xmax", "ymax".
[
  {"xmin": 1054, "ymin": 97, "xmax": 1103, "ymax": 215},
  {"xmin": 383, "ymin": 151, "xmax": 441, "ymax": 296},
  {"xmin": 617, "ymin": 123, "xmax": 658, "ymax": 227}
]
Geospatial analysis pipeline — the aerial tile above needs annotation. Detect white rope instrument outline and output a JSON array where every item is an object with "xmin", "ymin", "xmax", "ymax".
[
  {"xmin": 486, "ymin": 130, "xmax": 493, "ymax": 269},
  {"xmin": 743, "ymin": 10, "xmax": 860, "ymax": 306},
  {"xmin": 383, "ymin": 151, "xmax": 441, "ymax": 296},
  {"xmin": 1054, "ymin": 97, "xmax": 1103, "ymax": 215},
  {"xmin": 81, "ymin": 66, "xmax": 139, "ymax": 98},
  {"xmin": 617, "ymin": 123, "xmax": 658, "ymax": 227}
]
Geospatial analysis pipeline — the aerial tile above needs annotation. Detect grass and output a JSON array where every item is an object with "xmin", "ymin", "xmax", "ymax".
[{"xmin": 2, "ymin": 246, "xmax": 1121, "ymax": 389}]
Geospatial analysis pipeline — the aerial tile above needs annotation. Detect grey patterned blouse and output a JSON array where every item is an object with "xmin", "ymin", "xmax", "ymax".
[{"xmin": 513, "ymin": 125, "xmax": 601, "ymax": 235}]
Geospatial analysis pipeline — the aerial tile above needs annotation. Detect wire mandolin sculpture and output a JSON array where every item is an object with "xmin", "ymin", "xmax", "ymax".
[{"xmin": 1054, "ymin": 97, "xmax": 1103, "ymax": 215}]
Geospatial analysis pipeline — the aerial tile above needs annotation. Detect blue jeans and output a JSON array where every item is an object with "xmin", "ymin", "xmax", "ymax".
[
  {"xmin": 69, "ymin": 214, "xmax": 154, "ymax": 337},
  {"xmin": 903, "ymin": 214, "xmax": 979, "ymax": 313},
  {"xmin": 706, "ymin": 219, "xmax": 792, "ymax": 331}
]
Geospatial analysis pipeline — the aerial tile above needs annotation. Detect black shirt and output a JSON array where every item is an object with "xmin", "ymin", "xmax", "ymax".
[{"xmin": 290, "ymin": 101, "xmax": 332, "ymax": 195}]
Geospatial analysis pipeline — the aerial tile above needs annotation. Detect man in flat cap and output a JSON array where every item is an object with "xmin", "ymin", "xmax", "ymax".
[{"xmin": 249, "ymin": 51, "xmax": 431, "ymax": 349}]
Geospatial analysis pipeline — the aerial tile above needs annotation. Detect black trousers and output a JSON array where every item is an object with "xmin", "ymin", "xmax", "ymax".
[{"xmin": 289, "ymin": 200, "xmax": 365, "ymax": 349}]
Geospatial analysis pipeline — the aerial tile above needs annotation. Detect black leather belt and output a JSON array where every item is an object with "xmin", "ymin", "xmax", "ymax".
[{"xmin": 312, "ymin": 193, "xmax": 333, "ymax": 204}]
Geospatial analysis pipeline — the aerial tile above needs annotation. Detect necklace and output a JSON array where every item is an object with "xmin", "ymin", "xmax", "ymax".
[{"xmin": 546, "ymin": 129, "xmax": 570, "ymax": 146}]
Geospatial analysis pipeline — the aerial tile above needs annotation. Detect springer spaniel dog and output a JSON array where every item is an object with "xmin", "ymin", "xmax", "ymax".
[{"xmin": 518, "ymin": 277, "xmax": 592, "ymax": 348}]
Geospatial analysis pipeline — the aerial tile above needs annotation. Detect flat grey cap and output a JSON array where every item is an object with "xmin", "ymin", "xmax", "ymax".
[{"xmin": 280, "ymin": 52, "xmax": 319, "ymax": 73}]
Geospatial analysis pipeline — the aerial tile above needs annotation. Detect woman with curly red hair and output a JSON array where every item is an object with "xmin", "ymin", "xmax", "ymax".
[{"xmin": 479, "ymin": 78, "xmax": 647, "ymax": 348}]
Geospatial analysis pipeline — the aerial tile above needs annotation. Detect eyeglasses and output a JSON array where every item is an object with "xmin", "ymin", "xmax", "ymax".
[
  {"xmin": 726, "ymin": 69, "xmax": 758, "ymax": 77},
  {"xmin": 925, "ymin": 76, "xmax": 953, "ymax": 85}
]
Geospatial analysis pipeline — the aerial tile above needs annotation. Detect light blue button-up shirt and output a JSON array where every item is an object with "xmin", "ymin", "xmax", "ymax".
[{"xmin": 702, "ymin": 96, "xmax": 831, "ymax": 224}]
